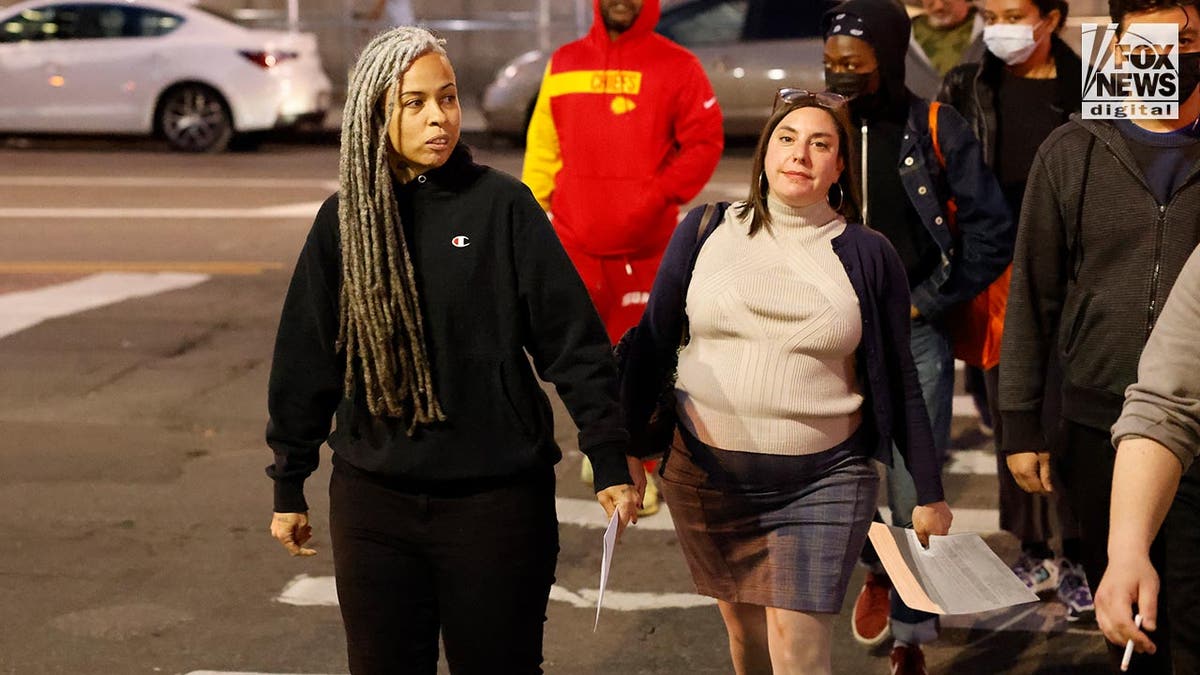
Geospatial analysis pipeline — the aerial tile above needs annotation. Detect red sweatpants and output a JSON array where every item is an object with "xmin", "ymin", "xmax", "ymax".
[
  {"xmin": 560, "ymin": 244, "xmax": 664, "ymax": 345},
  {"xmin": 561, "ymin": 244, "xmax": 665, "ymax": 477}
]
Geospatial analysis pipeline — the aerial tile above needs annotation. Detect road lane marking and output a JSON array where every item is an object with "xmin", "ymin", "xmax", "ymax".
[
  {"xmin": 549, "ymin": 585, "xmax": 716, "ymax": 610},
  {"xmin": 0, "ymin": 176, "xmax": 338, "ymax": 190},
  {"xmin": 0, "ymin": 261, "xmax": 283, "ymax": 275},
  {"xmin": 556, "ymin": 497, "xmax": 676, "ymax": 531},
  {"xmin": 879, "ymin": 506, "xmax": 998, "ymax": 534},
  {"xmin": 0, "ymin": 201, "xmax": 326, "ymax": 219},
  {"xmin": 0, "ymin": 271, "xmax": 207, "ymax": 339},
  {"xmin": 276, "ymin": 574, "xmax": 716, "ymax": 612},
  {"xmin": 946, "ymin": 449, "xmax": 999, "ymax": 475},
  {"xmin": 276, "ymin": 575, "xmax": 337, "ymax": 607},
  {"xmin": 953, "ymin": 394, "xmax": 982, "ymax": 418}
]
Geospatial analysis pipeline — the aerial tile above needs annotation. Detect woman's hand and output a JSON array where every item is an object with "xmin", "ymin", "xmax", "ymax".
[
  {"xmin": 911, "ymin": 501, "xmax": 953, "ymax": 547},
  {"xmin": 270, "ymin": 512, "xmax": 317, "ymax": 557},
  {"xmin": 626, "ymin": 454, "xmax": 647, "ymax": 504},
  {"xmin": 596, "ymin": 482, "xmax": 641, "ymax": 542}
]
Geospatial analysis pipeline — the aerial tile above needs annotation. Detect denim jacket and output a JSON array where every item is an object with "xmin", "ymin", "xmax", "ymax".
[{"xmin": 888, "ymin": 97, "xmax": 1013, "ymax": 321}]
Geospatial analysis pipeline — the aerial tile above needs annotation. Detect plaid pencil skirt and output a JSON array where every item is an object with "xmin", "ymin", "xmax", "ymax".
[{"xmin": 660, "ymin": 424, "xmax": 879, "ymax": 613}]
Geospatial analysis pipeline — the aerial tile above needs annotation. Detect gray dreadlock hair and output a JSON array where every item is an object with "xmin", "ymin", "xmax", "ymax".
[{"xmin": 337, "ymin": 26, "xmax": 448, "ymax": 432}]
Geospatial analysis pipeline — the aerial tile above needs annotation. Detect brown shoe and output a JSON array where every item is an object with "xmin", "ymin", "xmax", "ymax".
[
  {"xmin": 889, "ymin": 644, "xmax": 928, "ymax": 675},
  {"xmin": 852, "ymin": 571, "xmax": 892, "ymax": 646}
]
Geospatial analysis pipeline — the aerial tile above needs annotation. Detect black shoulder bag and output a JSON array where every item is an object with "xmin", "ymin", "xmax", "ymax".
[{"xmin": 614, "ymin": 201, "xmax": 729, "ymax": 458}]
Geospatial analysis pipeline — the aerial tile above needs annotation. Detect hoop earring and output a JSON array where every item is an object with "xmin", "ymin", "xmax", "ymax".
[
  {"xmin": 759, "ymin": 171, "xmax": 769, "ymax": 198},
  {"xmin": 828, "ymin": 182, "xmax": 845, "ymax": 211}
]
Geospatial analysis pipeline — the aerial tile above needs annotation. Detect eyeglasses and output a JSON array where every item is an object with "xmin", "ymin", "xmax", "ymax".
[{"xmin": 772, "ymin": 88, "xmax": 848, "ymax": 114}]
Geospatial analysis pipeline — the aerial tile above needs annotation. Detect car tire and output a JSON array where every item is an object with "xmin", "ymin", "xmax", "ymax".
[{"xmin": 157, "ymin": 84, "xmax": 234, "ymax": 153}]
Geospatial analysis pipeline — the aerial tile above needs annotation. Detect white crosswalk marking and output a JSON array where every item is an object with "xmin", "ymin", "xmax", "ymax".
[
  {"xmin": 183, "ymin": 667, "xmax": 343, "ymax": 672},
  {"xmin": 946, "ymin": 449, "xmax": 999, "ymax": 475},
  {"xmin": 0, "ymin": 272, "xmax": 208, "ymax": 340},
  {"xmin": 879, "ymin": 506, "xmax": 998, "ymax": 534},
  {"xmin": 0, "ymin": 201, "xmax": 325, "ymax": 219},
  {"xmin": 276, "ymin": 574, "xmax": 716, "ymax": 612},
  {"xmin": 556, "ymin": 497, "xmax": 676, "ymax": 531}
]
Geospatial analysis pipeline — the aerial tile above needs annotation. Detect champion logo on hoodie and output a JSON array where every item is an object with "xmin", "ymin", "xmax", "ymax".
[{"xmin": 451, "ymin": 235, "xmax": 470, "ymax": 248}]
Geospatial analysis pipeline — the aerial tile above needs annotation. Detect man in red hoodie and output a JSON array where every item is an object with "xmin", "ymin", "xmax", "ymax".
[
  {"xmin": 523, "ymin": 0, "xmax": 722, "ymax": 340},
  {"xmin": 522, "ymin": 0, "xmax": 723, "ymax": 513}
]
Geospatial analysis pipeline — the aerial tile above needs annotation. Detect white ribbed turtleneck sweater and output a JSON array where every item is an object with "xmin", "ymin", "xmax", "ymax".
[{"xmin": 675, "ymin": 197, "xmax": 864, "ymax": 455}]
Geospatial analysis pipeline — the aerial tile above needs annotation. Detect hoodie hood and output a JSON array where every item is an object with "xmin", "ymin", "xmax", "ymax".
[
  {"xmin": 590, "ymin": 0, "xmax": 661, "ymax": 45},
  {"xmin": 824, "ymin": 0, "xmax": 912, "ymax": 117}
]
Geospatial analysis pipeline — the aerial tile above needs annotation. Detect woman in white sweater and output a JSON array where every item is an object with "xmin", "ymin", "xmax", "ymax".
[{"xmin": 620, "ymin": 90, "xmax": 952, "ymax": 675}]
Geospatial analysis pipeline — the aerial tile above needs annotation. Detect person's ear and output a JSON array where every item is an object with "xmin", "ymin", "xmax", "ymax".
[{"xmin": 1044, "ymin": 8, "xmax": 1062, "ymax": 34}]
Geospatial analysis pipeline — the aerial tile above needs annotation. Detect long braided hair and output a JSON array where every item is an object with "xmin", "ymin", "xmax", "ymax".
[{"xmin": 337, "ymin": 27, "xmax": 447, "ymax": 432}]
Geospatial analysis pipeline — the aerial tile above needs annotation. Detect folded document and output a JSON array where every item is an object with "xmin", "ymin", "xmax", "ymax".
[{"xmin": 868, "ymin": 522, "xmax": 1038, "ymax": 615}]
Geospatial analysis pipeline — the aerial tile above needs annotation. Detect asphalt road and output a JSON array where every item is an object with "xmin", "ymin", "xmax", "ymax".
[{"xmin": 0, "ymin": 135, "xmax": 1111, "ymax": 674}]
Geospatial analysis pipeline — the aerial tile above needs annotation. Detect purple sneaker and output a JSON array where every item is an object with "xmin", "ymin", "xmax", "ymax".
[
  {"xmin": 1057, "ymin": 559, "xmax": 1095, "ymax": 623},
  {"xmin": 1012, "ymin": 553, "xmax": 1059, "ymax": 595}
]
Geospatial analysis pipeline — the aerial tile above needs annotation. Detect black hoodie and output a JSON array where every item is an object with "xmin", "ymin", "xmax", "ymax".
[
  {"xmin": 824, "ymin": 0, "xmax": 941, "ymax": 289},
  {"xmin": 265, "ymin": 146, "xmax": 632, "ymax": 512}
]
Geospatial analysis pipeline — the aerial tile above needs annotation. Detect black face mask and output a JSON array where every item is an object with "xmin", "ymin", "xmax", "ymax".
[
  {"xmin": 1179, "ymin": 51, "xmax": 1200, "ymax": 104},
  {"xmin": 825, "ymin": 70, "xmax": 874, "ymax": 100}
]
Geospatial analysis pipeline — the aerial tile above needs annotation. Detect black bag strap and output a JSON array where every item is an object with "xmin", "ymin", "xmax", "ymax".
[{"xmin": 679, "ymin": 201, "xmax": 730, "ymax": 347}]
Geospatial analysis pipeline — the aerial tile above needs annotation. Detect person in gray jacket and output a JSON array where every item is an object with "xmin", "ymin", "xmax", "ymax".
[
  {"xmin": 1096, "ymin": 243, "xmax": 1200, "ymax": 675},
  {"xmin": 1000, "ymin": 1, "xmax": 1200, "ymax": 670}
]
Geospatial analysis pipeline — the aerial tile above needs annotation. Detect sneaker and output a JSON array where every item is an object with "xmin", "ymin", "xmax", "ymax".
[
  {"xmin": 1057, "ymin": 559, "xmax": 1096, "ymax": 623},
  {"xmin": 889, "ymin": 644, "xmax": 928, "ymax": 675},
  {"xmin": 638, "ymin": 468, "xmax": 660, "ymax": 517},
  {"xmin": 852, "ymin": 571, "xmax": 892, "ymax": 646},
  {"xmin": 1012, "ymin": 553, "xmax": 1059, "ymax": 595},
  {"xmin": 580, "ymin": 456, "xmax": 593, "ymax": 486}
]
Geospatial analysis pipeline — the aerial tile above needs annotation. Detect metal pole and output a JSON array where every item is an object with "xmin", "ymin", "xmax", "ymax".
[
  {"xmin": 577, "ymin": 0, "xmax": 589, "ymax": 36},
  {"xmin": 537, "ymin": 0, "xmax": 551, "ymax": 52},
  {"xmin": 286, "ymin": 0, "xmax": 299, "ymax": 33}
]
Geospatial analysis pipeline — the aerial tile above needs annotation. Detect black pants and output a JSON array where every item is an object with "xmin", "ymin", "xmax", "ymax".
[
  {"xmin": 1056, "ymin": 421, "xmax": 1174, "ymax": 674},
  {"xmin": 1165, "ymin": 459, "xmax": 1200, "ymax": 674},
  {"xmin": 983, "ymin": 367, "xmax": 1081, "ymax": 546},
  {"xmin": 329, "ymin": 458, "xmax": 559, "ymax": 675}
]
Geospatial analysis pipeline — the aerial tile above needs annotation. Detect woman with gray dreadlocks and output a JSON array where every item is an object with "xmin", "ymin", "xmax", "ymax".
[{"xmin": 264, "ymin": 27, "xmax": 643, "ymax": 674}]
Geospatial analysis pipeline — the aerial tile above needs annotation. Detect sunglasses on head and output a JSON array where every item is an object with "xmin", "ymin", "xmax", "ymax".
[{"xmin": 772, "ymin": 88, "xmax": 848, "ymax": 114}]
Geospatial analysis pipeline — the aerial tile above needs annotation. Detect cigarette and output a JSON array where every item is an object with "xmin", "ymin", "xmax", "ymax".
[{"xmin": 1120, "ymin": 614, "xmax": 1144, "ymax": 672}]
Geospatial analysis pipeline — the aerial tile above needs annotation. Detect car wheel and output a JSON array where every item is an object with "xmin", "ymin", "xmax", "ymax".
[{"xmin": 158, "ymin": 85, "xmax": 233, "ymax": 153}]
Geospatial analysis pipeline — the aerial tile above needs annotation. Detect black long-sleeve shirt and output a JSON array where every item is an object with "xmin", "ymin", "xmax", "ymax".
[{"xmin": 265, "ymin": 147, "xmax": 631, "ymax": 512}]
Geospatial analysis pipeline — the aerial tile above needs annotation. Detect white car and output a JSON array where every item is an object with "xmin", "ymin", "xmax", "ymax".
[{"xmin": 0, "ymin": 0, "xmax": 332, "ymax": 152}]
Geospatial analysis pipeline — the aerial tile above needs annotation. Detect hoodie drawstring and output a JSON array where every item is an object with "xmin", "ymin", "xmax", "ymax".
[{"xmin": 861, "ymin": 121, "xmax": 870, "ymax": 226}]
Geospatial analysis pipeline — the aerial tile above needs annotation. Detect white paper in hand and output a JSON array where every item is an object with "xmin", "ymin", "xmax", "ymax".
[{"xmin": 594, "ymin": 509, "xmax": 621, "ymax": 631}]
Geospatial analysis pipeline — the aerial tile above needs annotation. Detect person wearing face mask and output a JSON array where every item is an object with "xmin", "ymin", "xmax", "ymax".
[
  {"xmin": 938, "ymin": 0, "xmax": 1094, "ymax": 623},
  {"xmin": 822, "ymin": 2, "xmax": 1012, "ymax": 673},
  {"xmin": 999, "ymin": 0, "xmax": 1200, "ymax": 671},
  {"xmin": 265, "ymin": 27, "xmax": 643, "ymax": 674},
  {"xmin": 906, "ymin": 0, "xmax": 987, "ymax": 100}
]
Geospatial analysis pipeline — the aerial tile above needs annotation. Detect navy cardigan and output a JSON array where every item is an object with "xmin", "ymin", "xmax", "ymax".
[{"xmin": 620, "ymin": 204, "xmax": 945, "ymax": 505}]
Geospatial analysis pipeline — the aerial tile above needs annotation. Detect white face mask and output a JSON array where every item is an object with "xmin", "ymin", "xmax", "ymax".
[{"xmin": 983, "ymin": 22, "xmax": 1042, "ymax": 65}]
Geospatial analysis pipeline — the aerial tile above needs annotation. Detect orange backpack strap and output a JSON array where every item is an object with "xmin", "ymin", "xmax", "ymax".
[{"xmin": 928, "ymin": 101, "xmax": 946, "ymax": 169}]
